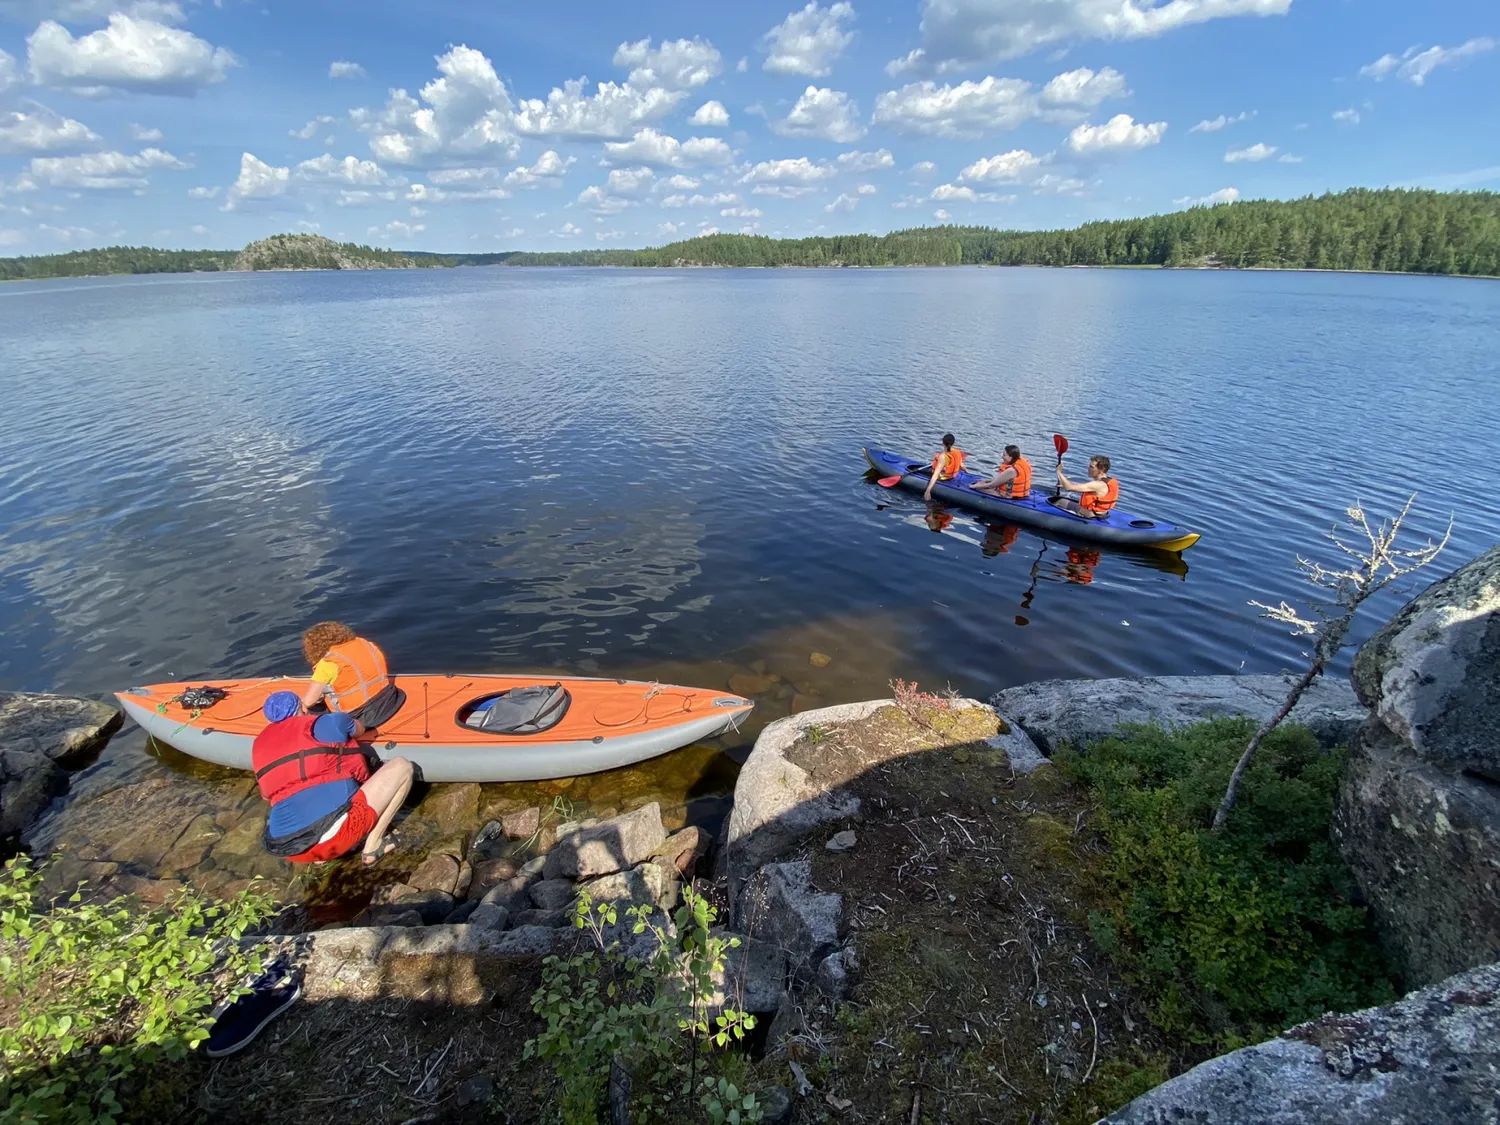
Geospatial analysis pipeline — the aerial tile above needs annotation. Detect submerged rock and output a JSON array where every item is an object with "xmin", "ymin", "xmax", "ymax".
[
  {"xmin": 0, "ymin": 691, "xmax": 122, "ymax": 847},
  {"xmin": 417, "ymin": 783, "xmax": 480, "ymax": 834}
]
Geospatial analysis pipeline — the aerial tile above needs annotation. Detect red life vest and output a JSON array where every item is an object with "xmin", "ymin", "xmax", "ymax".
[
  {"xmin": 252, "ymin": 715, "xmax": 369, "ymax": 804},
  {"xmin": 1081, "ymin": 477, "xmax": 1119, "ymax": 516}
]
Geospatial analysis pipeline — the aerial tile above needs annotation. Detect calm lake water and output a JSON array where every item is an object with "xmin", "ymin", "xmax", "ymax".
[{"xmin": 3, "ymin": 266, "xmax": 1495, "ymax": 870}]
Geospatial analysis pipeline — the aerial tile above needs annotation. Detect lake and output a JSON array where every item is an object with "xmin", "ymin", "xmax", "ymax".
[{"xmin": 2, "ymin": 265, "xmax": 1494, "ymax": 875}]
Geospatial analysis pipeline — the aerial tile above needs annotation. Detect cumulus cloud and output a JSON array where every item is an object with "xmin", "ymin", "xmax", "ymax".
[
  {"xmin": 1224, "ymin": 141, "xmax": 1276, "ymax": 162},
  {"xmin": 1174, "ymin": 185, "xmax": 1239, "ymax": 206},
  {"xmin": 295, "ymin": 152, "xmax": 395, "ymax": 186},
  {"xmin": 889, "ymin": 0, "xmax": 1290, "ymax": 72},
  {"xmin": 601, "ymin": 126, "xmax": 732, "ymax": 168},
  {"xmin": 1332, "ymin": 107, "xmax": 1360, "ymax": 125},
  {"xmin": 930, "ymin": 183, "xmax": 977, "ymax": 202},
  {"xmin": 764, "ymin": 2, "xmax": 855, "ymax": 76},
  {"xmin": 739, "ymin": 155, "xmax": 835, "ymax": 197},
  {"xmin": 824, "ymin": 192, "xmax": 865, "ymax": 212},
  {"xmin": 186, "ymin": 183, "xmax": 217, "ymax": 198},
  {"xmin": 933, "ymin": 207, "xmax": 951, "ymax": 221},
  {"xmin": 29, "ymin": 145, "xmax": 184, "ymax": 188},
  {"xmin": 352, "ymin": 45, "xmax": 518, "ymax": 166},
  {"xmin": 613, "ymin": 37, "xmax": 720, "ymax": 90},
  {"xmin": 128, "ymin": 121, "xmax": 162, "ymax": 141},
  {"xmin": 772, "ymin": 85, "xmax": 864, "ymax": 142},
  {"xmin": 1189, "ymin": 109, "xmax": 1254, "ymax": 133},
  {"xmin": 555, "ymin": 221, "xmax": 583, "ymax": 238},
  {"xmin": 291, "ymin": 114, "xmax": 337, "ymax": 141},
  {"xmin": 368, "ymin": 219, "xmax": 422, "ymax": 241},
  {"xmin": 1361, "ymin": 38, "xmax": 1494, "ymax": 86},
  {"xmin": 0, "ymin": 106, "xmax": 100, "ymax": 154},
  {"xmin": 27, "ymin": 14, "xmax": 235, "ymax": 95},
  {"xmin": 329, "ymin": 60, "xmax": 365, "ymax": 79},
  {"xmin": 503, "ymin": 149, "xmax": 573, "ymax": 187},
  {"xmin": 660, "ymin": 190, "xmax": 737, "ymax": 208},
  {"xmin": 959, "ymin": 148, "xmax": 1042, "ymax": 183},
  {"xmin": 690, "ymin": 99, "xmax": 729, "ymax": 127},
  {"xmin": 578, "ymin": 165, "xmax": 654, "ymax": 213},
  {"xmin": 909, "ymin": 159, "xmax": 937, "ymax": 176},
  {"xmin": 836, "ymin": 147, "xmax": 894, "ymax": 172},
  {"xmin": 662, "ymin": 173, "xmax": 699, "ymax": 190},
  {"xmin": 1067, "ymin": 113, "xmax": 1166, "ymax": 155},
  {"xmin": 224, "ymin": 152, "xmax": 289, "ymax": 208},
  {"xmin": 720, "ymin": 204, "xmax": 762, "ymax": 218},
  {"xmin": 1041, "ymin": 66, "xmax": 1128, "ymax": 107},
  {"xmin": 405, "ymin": 167, "xmax": 509, "ymax": 203},
  {"xmin": 873, "ymin": 76, "xmax": 1036, "ymax": 138},
  {"xmin": 514, "ymin": 77, "xmax": 682, "ymax": 141}
]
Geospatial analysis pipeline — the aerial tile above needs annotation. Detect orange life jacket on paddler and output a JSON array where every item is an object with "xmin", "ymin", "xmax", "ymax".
[
  {"xmin": 1080, "ymin": 477, "xmax": 1119, "ymax": 517},
  {"xmin": 1003, "ymin": 456, "xmax": 1032, "ymax": 499},
  {"xmin": 323, "ymin": 637, "xmax": 391, "ymax": 713},
  {"xmin": 932, "ymin": 448, "xmax": 967, "ymax": 480},
  {"xmin": 252, "ymin": 715, "xmax": 369, "ymax": 804}
]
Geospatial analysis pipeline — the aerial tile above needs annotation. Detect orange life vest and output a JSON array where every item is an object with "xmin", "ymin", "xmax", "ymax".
[
  {"xmin": 1080, "ymin": 477, "xmax": 1119, "ymax": 516},
  {"xmin": 323, "ymin": 637, "xmax": 391, "ymax": 712},
  {"xmin": 1002, "ymin": 456, "xmax": 1032, "ymax": 499},
  {"xmin": 932, "ymin": 448, "xmax": 967, "ymax": 480},
  {"xmin": 252, "ymin": 715, "xmax": 369, "ymax": 804}
]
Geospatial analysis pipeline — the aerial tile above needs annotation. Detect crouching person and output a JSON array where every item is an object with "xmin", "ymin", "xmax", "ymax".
[{"xmin": 253, "ymin": 690, "xmax": 413, "ymax": 865}]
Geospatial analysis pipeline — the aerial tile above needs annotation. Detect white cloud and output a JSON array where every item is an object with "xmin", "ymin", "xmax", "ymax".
[
  {"xmin": 329, "ymin": 60, "xmax": 365, "ymax": 79},
  {"xmin": 224, "ymin": 152, "xmax": 288, "ymax": 208},
  {"xmin": 514, "ymin": 77, "xmax": 682, "ymax": 141},
  {"xmin": 960, "ymin": 148, "xmax": 1042, "ymax": 183},
  {"xmin": 29, "ymin": 145, "xmax": 183, "ymax": 188},
  {"xmin": 872, "ymin": 76, "xmax": 1036, "ymax": 138},
  {"xmin": 405, "ymin": 171, "xmax": 509, "ymax": 204},
  {"xmin": 368, "ymin": 219, "xmax": 422, "ymax": 241},
  {"xmin": 1174, "ymin": 185, "xmax": 1239, "ymax": 206},
  {"xmin": 663, "ymin": 173, "xmax": 699, "ymax": 190},
  {"xmin": 1278, "ymin": 153, "xmax": 1302, "ymax": 163},
  {"xmin": 1040, "ymin": 66, "xmax": 1128, "ymax": 107},
  {"xmin": 836, "ymin": 148, "xmax": 893, "ymax": 172},
  {"xmin": 661, "ymin": 191, "xmax": 737, "ymax": 208},
  {"xmin": 613, "ymin": 37, "xmax": 720, "ymax": 90},
  {"xmin": 578, "ymin": 165, "xmax": 654, "ymax": 213},
  {"xmin": 602, "ymin": 126, "xmax": 732, "ymax": 168},
  {"xmin": 720, "ymin": 204, "xmax": 761, "ymax": 218},
  {"xmin": 1225, "ymin": 141, "xmax": 1276, "ymax": 162},
  {"xmin": 0, "ymin": 106, "xmax": 100, "ymax": 154},
  {"xmin": 892, "ymin": 0, "xmax": 1290, "ymax": 71},
  {"xmin": 190, "ymin": 222, "xmax": 207, "ymax": 235},
  {"xmin": 1189, "ymin": 110, "xmax": 1254, "ymax": 133},
  {"xmin": 658, "ymin": 220, "xmax": 682, "ymax": 236},
  {"xmin": 1361, "ymin": 38, "xmax": 1495, "ymax": 86},
  {"xmin": 27, "ymin": 14, "xmax": 235, "ymax": 95},
  {"xmin": 295, "ymin": 153, "xmax": 394, "ymax": 186},
  {"xmin": 1029, "ymin": 172, "xmax": 1085, "ymax": 195},
  {"xmin": 292, "ymin": 114, "xmax": 337, "ymax": 141},
  {"xmin": 37, "ymin": 221, "xmax": 94, "ymax": 240},
  {"xmin": 930, "ymin": 183, "xmax": 977, "ymax": 202},
  {"xmin": 1332, "ymin": 107, "xmax": 1360, "ymax": 125},
  {"xmin": 690, "ymin": 99, "xmax": 729, "ymax": 127},
  {"xmin": 909, "ymin": 159, "xmax": 936, "ymax": 176},
  {"xmin": 772, "ymin": 85, "xmax": 864, "ymax": 142},
  {"xmin": 0, "ymin": 48, "xmax": 17, "ymax": 94},
  {"xmin": 186, "ymin": 184, "xmax": 217, "ymax": 199},
  {"xmin": 0, "ymin": 1, "xmax": 185, "ymax": 23},
  {"xmin": 764, "ymin": 2, "xmax": 856, "ymax": 76},
  {"xmin": 1067, "ymin": 113, "xmax": 1166, "ymax": 155},
  {"xmin": 128, "ymin": 122, "xmax": 162, "ymax": 142},
  {"xmin": 352, "ymin": 45, "xmax": 518, "ymax": 166},
  {"xmin": 824, "ymin": 192, "xmax": 866, "ymax": 212},
  {"xmin": 503, "ymin": 149, "xmax": 573, "ymax": 187},
  {"xmin": 933, "ymin": 208, "xmax": 950, "ymax": 221},
  {"xmin": 555, "ymin": 221, "xmax": 583, "ymax": 238},
  {"xmin": 739, "ymin": 156, "xmax": 835, "ymax": 196}
]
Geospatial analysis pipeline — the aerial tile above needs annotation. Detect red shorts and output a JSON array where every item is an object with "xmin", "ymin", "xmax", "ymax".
[{"xmin": 287, "ymin": 791, "xmax": 377, "ymax": 864}]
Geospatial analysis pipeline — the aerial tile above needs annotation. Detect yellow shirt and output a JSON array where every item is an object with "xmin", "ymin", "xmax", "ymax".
[{"xmin": 311, "ymin": 658, "xmax": 339, "ymax": 686}]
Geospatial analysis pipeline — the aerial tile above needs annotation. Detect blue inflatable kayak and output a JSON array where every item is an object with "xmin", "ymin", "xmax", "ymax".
[{"xmin": 865, "ymin": 446, "xmax": 1201, "ymax": 552}]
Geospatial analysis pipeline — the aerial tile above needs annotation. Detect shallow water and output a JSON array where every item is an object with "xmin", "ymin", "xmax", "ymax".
[{"xmin": 4, "ymin": 266, "xmax": 1495, "ymax": 901}]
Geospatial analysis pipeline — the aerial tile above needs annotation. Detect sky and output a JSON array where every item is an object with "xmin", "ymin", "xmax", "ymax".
[{"xmin": 0, "ymin": 1, "xmax": 1495, "ymax": 254}]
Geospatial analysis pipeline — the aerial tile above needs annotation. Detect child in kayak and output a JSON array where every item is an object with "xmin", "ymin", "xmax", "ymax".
[
  {"xmin": 923, "ymin": 434, "xmax": 968, "ymax": 501},
  {"xmin": 1055, "ymin": 455, "xmax": 1120, "ymax": 518},
  {"xmin": 299, "ymin": 621, "xmax": 405, "ymax": 729},
  {"xmin": 972, "ymin": 445, "xmax": 1033, "ymax": 498}
]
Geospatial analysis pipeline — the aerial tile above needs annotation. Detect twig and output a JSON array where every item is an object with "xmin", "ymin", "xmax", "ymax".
[{"xmin": 1081, "ymin": 993, "xmax": 1099, "ymax": 1084}]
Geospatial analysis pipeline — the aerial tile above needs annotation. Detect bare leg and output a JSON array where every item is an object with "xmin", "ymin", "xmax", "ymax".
[{"xmin": 358, "ymin": 757, "xmax": 414, "ymax": 858}]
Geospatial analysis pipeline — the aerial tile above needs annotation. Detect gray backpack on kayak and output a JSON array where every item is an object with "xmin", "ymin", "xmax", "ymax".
[{"xmin": 466, "ymin": 684, "xmax": 571, "ymax": 734}]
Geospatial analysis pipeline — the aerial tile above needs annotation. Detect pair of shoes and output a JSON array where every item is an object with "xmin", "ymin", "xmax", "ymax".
[{"xmin": 204, "ymin": 955, "xmax": 303, "ymax": 1058}]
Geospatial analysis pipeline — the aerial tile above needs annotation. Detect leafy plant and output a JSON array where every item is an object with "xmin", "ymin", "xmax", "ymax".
[
  {"xmin": 524, "ymin": 886, "xmax": 761, "ymax": 1124},
  {"xmin": 0, "ymin": 856, "xmax": 275, "ymax": 1123},
  {"xmin": 1059, "ymin": 719, "xmax": 1397, "ymax": 1049}
]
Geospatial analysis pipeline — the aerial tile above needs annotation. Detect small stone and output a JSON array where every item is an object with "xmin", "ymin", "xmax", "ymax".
[
  {"xmin": 472, "ymin": 820, "xmax": 503, "ymax": 849},
  {"xmin": 406, "ymin": 853, "xmax": 461, "ymax": 895},
  {"xmin": 653, "ymin": 826, "xmax": 711, "ymax": 878},
  {"xmin": 455, "ymin": 1075, "xmax": 494, "ymax": 1108},
  {"xmin": 467, "ymin": 903, "xmax": 509, "ymax": 931},
  {"xmin": 512, "ymin": 907, "xmax": 568, "ymax": 928},
  {"xmin": 445, "ymin": 900, "xmax": 479, "ymax": 925},
  {"xmin": 477, "ymin": 876, "xmax": 534, "ymax": 915},
  {"xmin": 809, "ymin": 652, "xmax": 832, "ymax": 668},
  {"xmin": 453, "ymin": 860, "xmax": 473, "ymax": 900},
  {"xmin": 529, "ymin": 878, "xmax": 577, "ymax": 911},
  {"xmin": 761, "ymin": 1085, "xmax": 793, "ymax": 1125},
  {"xmin": 518, "ymin": 855, "xmax": 548, "ymax": 880},
  {"xmin": 825, "ymin": 830, "xmax": 857, "ymax": 853},
  {"xmin": 468, "ymin": 857, "xmax": 519, "ymax": 895},
  {"xmin": 502, "ymin": 807, "xmax": 541, "ymax": 839}
]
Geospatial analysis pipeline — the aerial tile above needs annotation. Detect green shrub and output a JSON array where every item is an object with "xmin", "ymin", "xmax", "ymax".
[
  {"xmin": 1058, "ymin": 719, "xmax": 1397, "ymax": 1048},
  {"xmin": 0, "ymin": 856, "xmax": 276, "ymax": 1123}
]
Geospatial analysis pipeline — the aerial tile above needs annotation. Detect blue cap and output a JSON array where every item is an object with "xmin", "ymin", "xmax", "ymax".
[{"xmin": 262, "ymin": 691, "xmax": 301, "ymax": 722}]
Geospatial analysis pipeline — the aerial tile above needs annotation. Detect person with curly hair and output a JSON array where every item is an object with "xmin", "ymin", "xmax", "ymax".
[{"xmin": 298, "ymin": 620, "xmax": 405, "ymax": 729}]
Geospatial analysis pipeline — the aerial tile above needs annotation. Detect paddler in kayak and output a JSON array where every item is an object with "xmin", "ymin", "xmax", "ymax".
[
  {"xmin": 972, "ymin": 445, "xmax": 1033, "ymax": 499},
  {"xmin": 922, "ymin": 433, "xmax": 968, "ymax": 501},
  {"xmin": 1054, "ymin": 455, "xmax": 1119, "ymax": 519},
  {"xmin": 298, "ymin": 621, "xmax": 405, "ymax": 729}
]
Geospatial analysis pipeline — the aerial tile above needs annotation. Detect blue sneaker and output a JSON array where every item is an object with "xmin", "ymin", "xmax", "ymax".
[{"xmin": 204, "ymin": 956, "xmax": 303, "ymax": 1058}]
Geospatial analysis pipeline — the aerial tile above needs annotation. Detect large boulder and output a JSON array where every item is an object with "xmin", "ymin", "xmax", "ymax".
[
  {"xmin": 1351, "ymin": 546, "xmax": 1500, "ymax": 775},
  {"xmin": 0, "ymin": 691, "xmax": 122, "ymax": 766},
  {"xmin": 0, "ymin": 750, "xmax": 66, "ymax": 845},
  {"xmin": 1334, "ymin": 721, "xmax": 1500, "ymax": 985},
  {"xmin": 542, "ymin": 803, "xmax": 666, "ymax": 881},
  {"xmin": 990, "ymin": 674, "xmax": 1364, "ymax": 756},
  {"xmin": 1105, "ymin": 959, "xmax": 1500, "ymax": 1124},
  {"xmin": 739, "ymin": 860, "xmax": 842, "ymax": 984}
]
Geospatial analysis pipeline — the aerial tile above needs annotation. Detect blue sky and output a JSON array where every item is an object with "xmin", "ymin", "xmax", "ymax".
[{"xmin": 0, "ymin": 1, "xmax": 1495, "ymax": 253}]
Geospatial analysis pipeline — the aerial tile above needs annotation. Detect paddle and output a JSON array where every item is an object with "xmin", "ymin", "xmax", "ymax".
[
  {"xmin": 877, "ymin": 473, "xmax": 903, "ymax": 487},
  {"xmin": 1050, "ymin": 433, "xmax": 1069, "ymax": 500}
]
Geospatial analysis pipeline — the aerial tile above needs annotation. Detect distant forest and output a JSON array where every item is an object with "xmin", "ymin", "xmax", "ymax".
[{"xmin": 4, "ymin": 189, "xmax": 1497, "ymax": 281}]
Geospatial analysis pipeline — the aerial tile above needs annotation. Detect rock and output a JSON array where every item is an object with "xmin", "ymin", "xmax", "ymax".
[
  {"xmin": 394, "ymin": 889, "xmax": 456, "ymax": 925},
  {"xmin": 502, "ymin": 807, "xmax": 541, "ymax": 839},
  {"xmin": 472, "ymin": 820, "xmax": 503, "ymax": 850},
  {"xmin": 160, "ymin": 815, "xmax": 223, "ymax": 873},
  {"xmin": 707, "ymin": 931, "xmax": 785, "ymax": 1015},
  {"xmin": 791, "ymin": 692, "xmax": 821, "ymax": 713},
  {"xmin": 370, "ymin": 882, "xmax": 419, "ymax": 905},
  {"xmin": 1351, "ymin": 546, "xmax": 1500, "ymax": 774},
  {"xmin": 740, "ymin": 860, "xmax": 842, "ymax": 983},
  {"xmin": 814, "ymin": 946, "xmax": 856, "ymax": 1001},
  {"xmin": 103, "ymin": 872, "xmax": 183, "ymax": 905},
  {"xmin": 453, "ymin": 859, "xmax": 473, "ymax": 900},
  {"xmin": 579, "ymin": 863, "xmax": 680, "ymax": 911},
  {"xmin": 406, "ymin": 852, "xmax": 462, "ymax": 895},
  {"xmin": 721, "ymin": 702, "xmax": 873, "ymax": 899},
  {"xmin": 476, "ymin": 875, "xmax": 534, "ymax": 915},
  {"xmin": 445, "ymin": 900, "xmax": 479, "ymax": 925},
  {"xmin": 518, "ymin": 854, "xmax": 548, "ymax": 880},
  {"xmin": 765, "ymin": 992, "xmax": 804, "ymax": 1054},
  {"xmin": 1105, "ymin": 959, "xmax": 1500, "ymax": 1124},
  {"xmin": 809, "ymin": 652, "xmax": 832, "ymax": 669},
  {"xmin": 988, "ymin": 723, "xmax": 1050, "ymax": 774},
  {"xmin": 468, "ymin": 857, "xmax": 520, "ymax": 895},
  {"xmin": 543, "ymin": 803, "xmax": 667, "ymax": 881},
  {"xmin": 529, "ymin": 878, "xmax": 578, "ymax": 911},
  {"xmin": 512, "ymin": 907, "xmax": 568, "ymax": 928},
  {"xmin": 467, "ymin": 903, "xmax": 509, "ymax": 931},
  {"xmin": 0, "ymin": 749, "xmax": 66, "ymax": 845},
  {"xmin": 418, "ymin": 783, "xmax": 480, "ymax": 834},
  {"xmin": 825, "ymin": 830, "xmax": 857, "ymax": 853},
  {"xmin": 1335, "ymin": 721, "xmax": 1500, "ymax": 985},
  {"xmin": 351, "ymin": 906, "xmax": 424, "ymax": 928},
  {"xmin": 729, "ymin": 673, "xmax": 777, "ymax": 696},
  {"xmin": 991, "ymin": 674, "xmax": 1365, "ymax": 756},
  {"xmin": 653, "ymin": 826, "xmax": 711, "ymax": 878},
  {"xmin": 455, "ymin": 1074, "xmax": 494, "ymax": 1108},
  {"xmin": 212, "ymin": 811, "xmax": 270, "ymax": 869},
  {"xmin": 0, "ymin": 691, "xmax": 122, "ymax": 767},
  {"xmin": 760, "ymin": 1085, "xmax": 793, "ymax": 1125}
]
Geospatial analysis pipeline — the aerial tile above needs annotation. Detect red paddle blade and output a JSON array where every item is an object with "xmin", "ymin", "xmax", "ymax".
[
  {"xmin": 877, "ymin": 474, "xmax": 903, "ymax": 487},
  {"xmin": 1053, "ymin": 433, "xmax": 1069, "ymax": 456}
]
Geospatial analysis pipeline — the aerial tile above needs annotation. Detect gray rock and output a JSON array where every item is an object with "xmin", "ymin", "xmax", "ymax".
[
  {"xmin": 518, "ymin": 854, "xmax": 548, "ymax": 880},
  {"xmin": 0, "ymin": 749, "xmax": 66, "ymax": 844},
  {"xmin": 543, "ymin": 803, "xmax": 667, "ymax": 881},
  {"xmin": 740, "ymin": 860, "xmax": 843, "ymax": 983},
  {"xmin": 721, "ymin": 702, "xmax": 874, "ymax": 897},
  {"xmin": 765, "ymin": 991, "xmax": 804, "ymax": 1055},
  {"xmin": 579, "ymin": 863, "xmax": 680, "ymax": 911},
  {"xmin": 452, "ymin": 859, "xmax": 473, "ymax": 900},
  {"xmin": 406, "ymin": 853, "xmax": 462, "ymax": 895},
  {"xmin": 990, "ymin": 674, "xmax": 1365, "ymax": 756},
  {"xmin": 495, "ymin": 924, "xmax": 578, "ymax": 957},
  {"xmin": 760, "ymin": 1085, "xmax": 793, "ymax": 1125},
  {"xmin": 1335, "ymin": 721, "xmax": 1500, "ymax": 985},
  {"xmin": 455, "ymin": 1074, "xmax": 494, "ymax": 1108},
  {"xmin": 478, "ymin": 875, "xmax": 534, "ymax": 915},
  {"xmin": 0, "ymin": 691, "xmax": 122, "ymax": 766},
  {"xmin": 1105, "ymin": 959, "xmax": 1500, "ymax": 1124},
  {"xmin": 502, "ymin": 806, "xmax": 541, "ymax": 839},
  {"xmin": 467, "ymin": 857, "xmax": 519, "ymax": 897},
  {"xmin": 351, "ymin": 906, "xmax": 425, "ymax": 928},
  {"xmin": 467, "ymin": 903, "xmax": 509, "ymax": 932},
  {"xmin": 471, "ymin": 820, "xmax": 503, "ymax": 849},
  {"xmin": 706, "ymin": 930, "xmax": 785, "ymax": 1015},
  {"xmin": 825, "ymin": 830, "xmax": 857, "ymax": 853},
  {"xmin": 445, "ymin": 899, "xmax": 479, "ymax": 925},
  {"xmin": 1351, "ymin": 546, "xmax": 1500, "ymax": 774},
  {"xmin": 653, "ymin": 825, "xmax": 711, "ymax": 878},
  {"xmin": 394, "ymin": 889, "xmax": 455, "ymax": 924},
  {"xmin": 988, "ymin": 722, "xmax": 1051, "ymax": 774},
  {"xmin": 814, "ymin": 946, "xmax": 856, "ymax": 1001},
  {"xmin": 513, "ymin": 907, "xmax": 569, "ymax": 928},
  {"xmin": 529, "ymin": 878, "xmax": 578, "ymax": 911}
]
